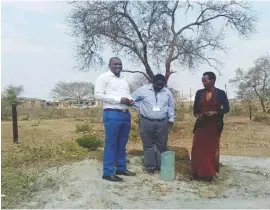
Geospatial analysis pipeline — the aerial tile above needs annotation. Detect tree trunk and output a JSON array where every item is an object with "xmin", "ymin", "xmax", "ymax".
[
  {"xmin": 165, "ymin": 63, "xmax": 171, "ymax": 82},
  {"xmin": 143, "ymin": 62, "xmax": 154, "ymax": 82},
  {"xmin": 259, "ymin": 98, "xmax": 267, "ymax": 113}
]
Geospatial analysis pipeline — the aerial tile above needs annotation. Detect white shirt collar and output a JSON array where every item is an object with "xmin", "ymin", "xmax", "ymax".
[{"xmin": 107, "ymin": 70, "xmax": 124, "ymax": 79}]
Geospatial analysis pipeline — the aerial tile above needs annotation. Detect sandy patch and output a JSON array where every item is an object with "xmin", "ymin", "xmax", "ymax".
[{"xmin": 17, "ymin": 155, "xmax": 270, "ymax": 209}]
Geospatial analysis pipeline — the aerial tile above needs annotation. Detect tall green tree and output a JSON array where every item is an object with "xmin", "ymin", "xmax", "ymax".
[{"xmin": 2, "ymin": 84, "xmax": 24, "ymax": 104}]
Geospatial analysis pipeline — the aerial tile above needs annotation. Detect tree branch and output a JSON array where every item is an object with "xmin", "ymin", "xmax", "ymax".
[{"xmin": 122, "ymin": 69, "xmax": 152, "ymax": 82}]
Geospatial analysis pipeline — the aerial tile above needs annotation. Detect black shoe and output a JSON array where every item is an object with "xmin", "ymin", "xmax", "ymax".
[
  {"xmin": 146, "ymin": 168, "xmax": 156, "ymax": 174},
  {"xmin": 115, "ymin": 170, "xmax": 136, "ymax": 176},
  {"xmin": 102, "ymin": 175, "xmax": 123, "ymax": 182}
]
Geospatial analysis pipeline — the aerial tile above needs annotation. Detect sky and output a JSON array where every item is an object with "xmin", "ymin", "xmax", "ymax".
[{"xmin": 1, "ymin": 0, "xmax": 270, "ymax": 100}]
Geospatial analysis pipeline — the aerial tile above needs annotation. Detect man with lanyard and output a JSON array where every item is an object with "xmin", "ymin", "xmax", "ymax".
[
  {"xmin": 95, "ymin": 57, "xmax": 136, "ymax": 182},
  {"xmin": 131, "ymin": 74, "xmax": 175, "ymax": 173}
]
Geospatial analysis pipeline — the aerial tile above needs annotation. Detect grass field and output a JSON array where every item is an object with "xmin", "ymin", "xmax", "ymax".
[{"xmin": 1, "ymin": 106, "xmax": 270, "ymax": 208}]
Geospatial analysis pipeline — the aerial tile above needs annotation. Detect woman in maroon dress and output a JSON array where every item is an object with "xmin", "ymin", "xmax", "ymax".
[{"xmin": 191, "ymin": 72, "xmax": 230, "ymax": 181}]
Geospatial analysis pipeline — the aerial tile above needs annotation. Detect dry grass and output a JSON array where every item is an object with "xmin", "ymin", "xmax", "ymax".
[
  {"xmin": 1, "ymin": 106, "xmax": 270, "ymax": 208},
  {"xmin": 166, "ymin": 114, "xmax": 270, "ymax": 157},
  {"xmin": 1, "ymin": 117, "xmax": 103, "ymax": 208}
]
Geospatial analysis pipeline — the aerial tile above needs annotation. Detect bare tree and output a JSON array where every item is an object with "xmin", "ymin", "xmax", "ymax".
[
  {"xmin": 68, "ymin": 1, "xmax": 256, "ymax": 82},
  {"xmin": 128, "ymin": 73, "xmax": 179, "ymax": 100},
  {"xmin": 229, "ymin": 55, "xmax": 270, "ymax": 113},
  {"xmin": 51, "ymin": 81, "xmax": 94, "ymax": 103},
  {"xmin": 2, "ymin": 84, "xmax": 24, "ymax": 104},
  {"xmin": 168, "ymin": 87, "xmax": 180, "ymax": 100},
  {"xmin": 129, "ymin": 73, "xmax": 151, "ymax": 92}
]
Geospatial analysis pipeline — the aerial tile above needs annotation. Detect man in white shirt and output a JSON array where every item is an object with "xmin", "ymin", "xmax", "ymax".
[{"xmin": 95, "ymin": 57, "xmax": 136, "ymax": 182}]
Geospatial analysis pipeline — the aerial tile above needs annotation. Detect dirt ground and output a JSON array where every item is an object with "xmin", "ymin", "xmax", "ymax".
[
  {"xmin": 17, "ymin": 155, "xmax": 270, "ymax": 209},
  {"xmin": 2, "ymin": 114, "xmax": 270, "ymax": 208}
]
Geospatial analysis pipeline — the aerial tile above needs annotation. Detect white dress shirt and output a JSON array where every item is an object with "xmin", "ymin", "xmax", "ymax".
[{"xmin": 94, "ymin": 70, "xmax": 133, "ymax": 110}]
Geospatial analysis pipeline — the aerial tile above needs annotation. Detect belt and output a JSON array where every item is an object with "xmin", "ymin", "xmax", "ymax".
[
  {"xmin": 104, "ymin": 108, "xmax": 129, "ymax": 113},
  {"xmin": 141, "ymin": 115, "xmax": 166, "ymax": 122}
]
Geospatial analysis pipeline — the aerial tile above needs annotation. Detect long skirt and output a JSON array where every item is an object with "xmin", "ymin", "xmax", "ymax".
[{"xmin": 191, "ymin": 122, "xmax": 221, "ymax": 179}]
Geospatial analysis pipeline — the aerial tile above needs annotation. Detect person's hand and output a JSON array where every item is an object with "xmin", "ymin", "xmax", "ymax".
[
  {"xmin": 120, "ymin": 97, "xmax": 131, "ymax": 105},
  {"xmin": 195, "ymin": 114, "xmax": 202, "ymax": 119},
  {"xmin": 129, "ymin": 99, "xmax": 135, "ymax": 106},
  {"xmin": 205, "ymin": 111, "xmax": 217, "ymax": 116}
]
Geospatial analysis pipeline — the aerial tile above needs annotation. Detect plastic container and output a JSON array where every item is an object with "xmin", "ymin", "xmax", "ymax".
[
  {"xmin": 160, "ymin": 151, "xmax": 175, "ymax": 181},
  {"xmin": 160, "ymin": 167, "xmax": 175, "ymax": 181},
  {"xmin": 161, "ymin": 151, "xmax": 175, "ymax": 167}
]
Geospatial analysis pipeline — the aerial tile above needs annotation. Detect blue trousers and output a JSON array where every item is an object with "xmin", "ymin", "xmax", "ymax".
[{"xmin": 103, "ymin": 110, "xmax": 131, "ymax": 176}]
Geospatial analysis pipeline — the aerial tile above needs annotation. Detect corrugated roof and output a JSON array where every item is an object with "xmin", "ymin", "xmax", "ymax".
[{"xmin": 19, "ymin": 97, "xmax": 46, "ymax": 101}]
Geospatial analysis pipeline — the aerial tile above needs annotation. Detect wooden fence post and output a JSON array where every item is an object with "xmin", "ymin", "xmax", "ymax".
[
  {"xmin": 12, "ymin": 103, "xmax": 18, "ymax": 144},
  {"xmin": 249, "ymin": 104, "xmax": 252, "ymax": 120}
]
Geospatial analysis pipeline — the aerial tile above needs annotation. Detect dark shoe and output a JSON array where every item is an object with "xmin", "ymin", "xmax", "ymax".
[
  {"xmin": 191, "ymin": 173, "xmax": 198, "ymax": 180},
  {"xmin": 146, "ymin": 168, "xmax": 156, "ymax": 174},
  {"xmin": 115, "ymin": 170, "xmax": 136, "ymax": 176},
  {"xmin": 102, "ymin": 175, "xmax": 123, "ymax": 182},
  {"xmin": 201, "ymin": 177, "xmax": 214, "ymax": 182},
  {"xmin": 196, "ymin": 176, "xmax": 214, "ymax": 182}
]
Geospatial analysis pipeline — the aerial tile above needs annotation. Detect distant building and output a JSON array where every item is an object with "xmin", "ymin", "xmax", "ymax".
[
  {"xmin": 52, "ymin": 97, "xmax": 101, "ymax": 108},
  {"xmin": 175, "ymin": 95, "xmax": 195, "ymax": 103},
  {"xmin": 19, "ymin": 97, "xmax": 46, "ymax": 108},
  {"xmin": 18, "ymin": 97, "xmax": 102, "ymax": 109}
]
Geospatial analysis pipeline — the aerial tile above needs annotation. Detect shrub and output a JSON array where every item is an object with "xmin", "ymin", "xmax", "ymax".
[
  {"xmin": 17, "ymin": 107, "xmax": 67, "ymax": 120},
  {"xmin": 76, "ymin": 135, "xmax": 103, "ymax": 151},
  {"xmin": 175, "ymin": 103, "xmax": 187, "ymax": 121},
  {"xmin": 253, "ymin": 113, "xmax": 270, "ymax": 124},
  {"xmin": 20, "ymin": 115, "xmax": 29, "ymax": 121},
  {"xmin": 229, "ymin": 104, "xmax": 244, "ymax": 116},
  {"xmin": 48, "ymin": 108, "xmax": 67, "ymax": 119},
  {"xmin": 1, "ymin": 99, "xmax": 11, "ymax": 121},
  {"xmin": 87, "ymin": 108, "xmax": 102, "ymax": 123},
  {"xmin": 75, "ymin": 122, "xmax": 93, "ymax": 133},
  {"xmin": 129, "ymin": 124, "xmax": 140, "ymax": 141}
]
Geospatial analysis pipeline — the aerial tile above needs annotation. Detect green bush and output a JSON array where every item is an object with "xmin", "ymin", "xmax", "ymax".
[
  {"xmin": 76, "ymin": 135, "xmax": 103, "ymax": 151},
  {"xmin": 75, "ymin": 122, "xmax": 93, "ymax": 133}
]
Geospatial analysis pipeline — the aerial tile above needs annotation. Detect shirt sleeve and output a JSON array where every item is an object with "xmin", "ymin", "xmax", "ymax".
[
  {"xmin": 94, "ymin": 75, "xmax": 121, "ymax": 104},
  {"xmin": 167, "ymin": 90, "xmax": 175, "ymax": 122},
  {"xmin": 131, "ymin": 87, "xmax": 144, "ymax": 111}
]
